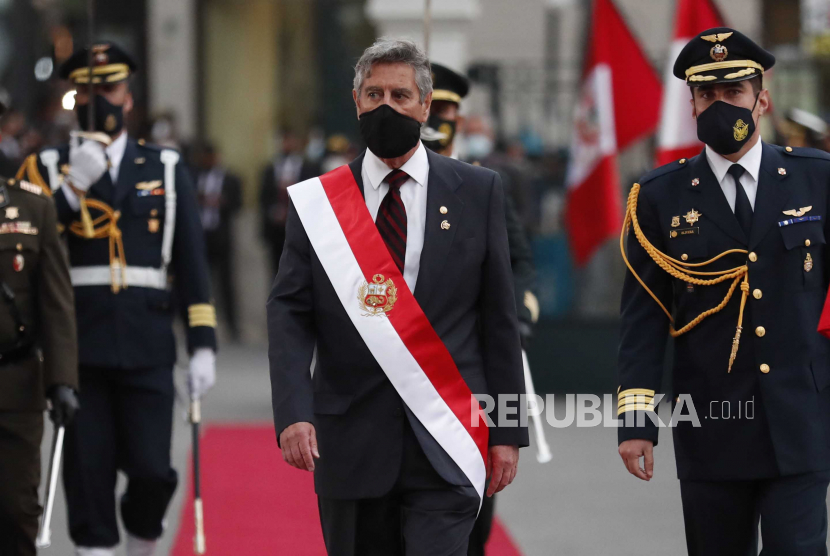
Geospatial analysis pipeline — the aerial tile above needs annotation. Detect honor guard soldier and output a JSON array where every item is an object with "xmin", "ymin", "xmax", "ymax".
[
  {"xmin": 422, "ymin": 63, "xmax": 539, "ymax": 556},
  {"xmin": 0, "ymin": 155, "xmax": 79, "ymax": 554},
  {"xmin": 618, "ymin": 28, "xmax": 830, "ymax": 555},
  {"xmin": 17, "ymin": 43, "xmax": 217, "ymax": 556}
]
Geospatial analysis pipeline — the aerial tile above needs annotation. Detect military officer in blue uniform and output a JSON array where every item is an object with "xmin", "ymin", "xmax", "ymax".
[
  {"xmin": 17, "ymin": 43, "xmax": 217, "ymax": 556},
  {"xmin": 618, "ymin": 28, "xmax": 830, "ymax": 555}
]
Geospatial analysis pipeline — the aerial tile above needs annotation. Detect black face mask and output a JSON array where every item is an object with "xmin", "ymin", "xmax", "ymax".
[
  {"xmin": 359, "ymin": 104, "xmax": 422, "ymax": 158},
  {"xmin": 76, "ymin": 94, "xmax": 125, "ymax": 136},
  {"xmin": 422, "ymin": 114, "xmax": 457, "ymax": 152},
  {"xmin": 696, "ymin": 95, "xmax": 759, "ymax": 156}
]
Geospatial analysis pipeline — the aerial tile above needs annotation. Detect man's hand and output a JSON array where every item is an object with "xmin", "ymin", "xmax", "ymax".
[
  {"xmin": 188, "ymin": 348, "xmax": 216, "ymax": 400},
  {"xmin": 67, "ymin": 135, "xmax": 108, "ymax": 193},
  {"xmin": 48, "ymin": 385, "xmax": 79, "ymax": 427},
  {"xmin": 619, "ymin": 439, "xmax": 654, "ymax": 481},
  {"xmin": 486, "ymin": 445, "xmax": 519, "ymax": 497},
  {"xmin": 280, "ymin": 422, "xmax": 320, "ymax": 472}
]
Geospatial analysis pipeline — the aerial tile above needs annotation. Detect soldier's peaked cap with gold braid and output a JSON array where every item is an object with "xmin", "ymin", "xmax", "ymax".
[{"xmin": 673, "ymin": 27, "xmax": 775, "ymax": 86}]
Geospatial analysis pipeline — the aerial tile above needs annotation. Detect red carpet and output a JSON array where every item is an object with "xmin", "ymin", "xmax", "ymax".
[{"xmin": 171, "ymin": 425, "xmax": 523, "ymax": 555}]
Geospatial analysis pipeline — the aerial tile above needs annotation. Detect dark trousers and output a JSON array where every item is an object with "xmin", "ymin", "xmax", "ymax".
[
  {"xmin": 681, "ymin": 470, "xmax": 830, "ymax": 556},
  {"xmin": 467, "ymin": 494, "xmax": 495, "ymax": 556},
  {"xmin": 0, "ymin": 412, "xmax": 42, "ymax": 556},
  {"xmin": 63, "ymin": 366, "xmax": 178, "ymax": 547},
  {"xmin": 317, "ymin": 419, "xmax": 479, "ymax": 556}
]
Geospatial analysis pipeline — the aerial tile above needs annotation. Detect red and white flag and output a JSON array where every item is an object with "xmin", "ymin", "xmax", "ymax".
[
  {"xmin": 565, "ymin": 0, "xmax": 662, "ymax": 266},
  {"xmin": 655, "ymin": 0, "xmax": 724, "ymax": 166}
]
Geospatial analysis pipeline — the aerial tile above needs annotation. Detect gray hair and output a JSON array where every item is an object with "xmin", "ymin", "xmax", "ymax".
[{"xmin": 353, "ymin": 38, "xmax": 433, "ymax": 103}]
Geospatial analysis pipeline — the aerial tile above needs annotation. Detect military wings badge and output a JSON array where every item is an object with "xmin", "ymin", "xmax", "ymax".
[{"xmin": 783, "ymin": 206, "xmax": 812, "ymax": 218}]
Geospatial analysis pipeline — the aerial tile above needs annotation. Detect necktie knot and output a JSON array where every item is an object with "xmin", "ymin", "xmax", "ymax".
[
  {"xmin": 727, "ymin": 164, "xmax": 745, "ymax": 182},
  {"xmin": 384, "ymin": 169, "xmax": 409, "ymax": 191}
]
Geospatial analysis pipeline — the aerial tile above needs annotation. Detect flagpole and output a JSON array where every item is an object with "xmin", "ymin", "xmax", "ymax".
[{"xmin": 424, "ymin": 0, "xmax": 432, "ymax": 56}]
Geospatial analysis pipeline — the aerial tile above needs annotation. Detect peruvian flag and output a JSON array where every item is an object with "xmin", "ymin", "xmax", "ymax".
[
  {"xmin": 655, "ymin": 0, "xmax": 724, "ymax": 166},
  {"xmin": 565, "ymin": 0, "xmax": 662, "ymax": 266}
]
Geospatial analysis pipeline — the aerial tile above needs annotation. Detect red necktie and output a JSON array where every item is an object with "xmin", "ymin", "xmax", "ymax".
[{"xmin": 377, "ymin": 170, "xmax": 408, "ymax": 273}]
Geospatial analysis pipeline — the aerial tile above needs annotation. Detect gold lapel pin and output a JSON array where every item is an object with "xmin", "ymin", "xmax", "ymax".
[
  {"xmin": 671, "ymin": 216, "xmax": 680, "ymax": 228},
  {"xmin": 778, "ymin": 168, "xmax": 787, "ymax": 176},
  {"xmin": 440, "ymin": 220, "xmax": 451, "ymax": 230},
  {"xmin": 440, "ymin": 206, "xmax": 448, "ymax": 214}
]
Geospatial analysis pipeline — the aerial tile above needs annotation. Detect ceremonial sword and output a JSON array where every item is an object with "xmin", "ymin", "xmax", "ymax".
[
  {"xmin": 190, "ymin": 398, "xmax": 206, "ymax": 554},
  {"xmin": 522, "ymin": 350, "xmax": 552, "ymax": 463},
  {"xmin": 35, "ymin": 425, "xmax": 65, "ymax": 548}
]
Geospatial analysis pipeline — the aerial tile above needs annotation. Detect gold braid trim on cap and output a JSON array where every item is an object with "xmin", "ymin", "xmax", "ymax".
[
  {"xmin": 68, "ymin": 199, "xmax": 127, "ymax": 293},
  {"xmin": 621, "ymin": 183, "xmax": 750, "ymax": 372},
  {"xmin": 685, "ymin": 60, "xmax": 764, "ymax": 79}
]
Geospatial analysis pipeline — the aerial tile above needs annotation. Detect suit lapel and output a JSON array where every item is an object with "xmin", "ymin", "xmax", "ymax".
[
  {"xmin": 112, "ymin": 139, "xmax": 139, "ymax": 209},
  {"xmin": 687, "ymin": 151, "xmax": 748, "ymax": 245},
  {"xmin": 749, "ymin": 143, "xmax": 791, "ymax": 249},
  {"xmin": 413, "ymin": 150, "xmax": 463, "ymax": 303},
  {"xmin": 348, "ymin": 152, "xmax": 365, "ymax": 197}
]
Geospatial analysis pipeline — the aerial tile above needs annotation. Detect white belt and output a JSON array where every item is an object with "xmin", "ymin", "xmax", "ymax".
[{"xmin": 70, "ymin": 266, "xmax": 168, "ymax": 290}]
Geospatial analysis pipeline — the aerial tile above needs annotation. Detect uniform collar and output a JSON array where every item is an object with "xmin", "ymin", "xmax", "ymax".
[
  {"xmin": 364, "ymin": 141, "xmax": 429, "ymax": 190},
  {"xmin": 705, "ymin": 137, "xmax": 763, "ymax": 183}
]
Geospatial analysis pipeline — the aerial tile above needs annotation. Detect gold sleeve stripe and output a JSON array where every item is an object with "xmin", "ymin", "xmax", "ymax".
[
  {"xmin": 618, "ymin": 388, "xmax": 655, "ymax": 398},
  {"xmin": 188, "ymin": 304, "xmax": 217, "ymax": 328},
  {"xmin": 617, "ymin": 403, "xmax": 656, "ymax": 416},
  {"xmin": 16, "ymin": 155, "xmax": 52, "ymax": 197},
  {"xmin": 618, "ymin": 396, "xmax": 653, "ymax": 408}
]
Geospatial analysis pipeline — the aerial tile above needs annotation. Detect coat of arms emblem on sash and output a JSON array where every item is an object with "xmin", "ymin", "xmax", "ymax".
[{"xmin": 358, "ymin": 273, "xmax": 398, "ymax": 316}]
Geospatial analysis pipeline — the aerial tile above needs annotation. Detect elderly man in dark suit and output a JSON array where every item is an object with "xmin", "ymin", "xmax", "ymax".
[{"xmin": 267, "ymin": 38, "xmax": 528, "ymax": 556}]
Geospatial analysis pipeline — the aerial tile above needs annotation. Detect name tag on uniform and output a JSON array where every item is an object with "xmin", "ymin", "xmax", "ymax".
[
  {"xmin": 778, "ymin": 216, "xmax": 821, "ymax": 227},
  {"xmin": 670, "ymin": 227, "xmax": 700, "ymax": 238}
]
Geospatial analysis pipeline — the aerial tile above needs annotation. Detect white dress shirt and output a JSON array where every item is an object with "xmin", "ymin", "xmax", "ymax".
[
  {"xmin": 705, "ymin": 138, "xmax": 763, "ymax": 211},
  {"xmin": 106, "ymin": 131, "xmax": 128, "ymax": 183},
  {"xmin": 362, "ymin": 143, "xmax": 430, "ymax": 291}
]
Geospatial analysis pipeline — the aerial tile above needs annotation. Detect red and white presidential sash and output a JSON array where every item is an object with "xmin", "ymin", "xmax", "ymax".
[{"xmin": 288, "ymin": 165, "xmax": 489, "ymax": 500}]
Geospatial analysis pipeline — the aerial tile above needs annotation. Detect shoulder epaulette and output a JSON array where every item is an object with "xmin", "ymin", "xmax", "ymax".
[
  {"xmin": 782, "ymin": 145, "xmax": 830, "ymax": 162},
  {"xmin": 638, "ymin": 157, "xmax": 691, "ymax": 185},
  {"xmin": 10, "ymin": 179, "xmax": 45, "ymax": 197}
]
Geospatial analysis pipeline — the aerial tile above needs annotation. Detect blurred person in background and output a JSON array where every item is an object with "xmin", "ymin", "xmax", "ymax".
[
  {"xmin": 0, "ymin": 109, "xmax": 26, "ymax": 164},
  {"xmin": 423, "ymin": 61, "xmax": 539, "ymax": 556},
  {"xmin": 196, "ymin": 143, "xmax": 242, "ymax": 342},
  {"xmin": 781, "ymin": 108, "xmax": 830, "ymax": 151},
  {"xmin": 618, "ymin": 28, "xmax": 830, "ymax": 555},
  {"xmin": 17, "ymin": 43, "xmax": 217, "ymax": 556},
  {"xmin": 259, "ymin": 129, "xmax": 321, "ymax": 277},
  {"xmin": 0, "ymin": 92, "xmax": 80, "ymax": 556},
  {"xmin": 321, "ymin": 133, "xmax": 353, "ymax": 173}
]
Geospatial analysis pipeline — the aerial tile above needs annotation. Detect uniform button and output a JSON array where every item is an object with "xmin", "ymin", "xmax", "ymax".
[
  {"xmin": 786, "ymin": 146, "xmax": 793, "ymax": 152},
  {"xmin": 753, "ymin": 289, "xmax": 762, "ymax": 299},
  {"xmin": 679, "ymin": 158, "xmax": 687, "ymax": 164},
  {"xmin": 15, "ymin": 243, "xmax": 22, "ymax": 252},
  {"xmin": 748, "ymin": 252, "xmax": 758, "ymax": 263},
  {"xmin": 681, "ymin": 254, "xmax": 689, "ymax": 261},
  {"xmin": 760, "ymin": 364, "xmax": 770, "ymax": 374},
  {"xmin": 755, "ymin": 326, "xmax": 766, "ymax": 337},
  {"xmin": 113, "ymin": 210, "xmax": 121, "ymax": 219},
  {"xmin": 805, "ymin": 239, "xmax": 811, "ymax": 247}
]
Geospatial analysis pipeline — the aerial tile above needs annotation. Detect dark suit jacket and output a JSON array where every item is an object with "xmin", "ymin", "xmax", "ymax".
[
  {"xmin": 267, "ymin": 149, "xmax": 528, "ymax": 499},
  {"xmin": 619, "ymin": 143, "xmax": 830, "ymax": 481},
  {"xmin": 198, "ymin": 169, "xmax": 242, "ymax": 253}
]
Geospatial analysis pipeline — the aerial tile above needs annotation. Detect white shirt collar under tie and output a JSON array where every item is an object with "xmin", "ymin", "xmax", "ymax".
[{"xmin": 364, "ymin": 141, "xmax": 429, "ymax": 191}]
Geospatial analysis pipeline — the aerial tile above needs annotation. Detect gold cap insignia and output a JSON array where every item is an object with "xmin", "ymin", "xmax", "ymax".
[
  {"xmin": 710, "ymin": 44, "xmax": 728, "ymax": 62},
  {"xmin": 358, "ymin": 274, "xmax": 397, "ymax": 317},
  {"xmin": 684, "ymin": 209, "xmax": 702, "ymax": 225},
  {"xmin": 701, "ymin": 32, "xmax": 733, "ymax": 43},
  {"xmin": 733, "ymin": 119, "xmax": 749, "ymax": 141},
  {"xmin": 105, "ymin": 114, "xmax": 117, "ymax": 132}
]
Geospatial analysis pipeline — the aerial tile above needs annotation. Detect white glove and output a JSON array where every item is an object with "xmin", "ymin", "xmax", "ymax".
[
  {"xmin": 67, "ymin": 134, "xmax": 108, "ymax": 194},
  {"xmin": 188, "ymin": 348, "xmax": 216, "ymax": 400}
]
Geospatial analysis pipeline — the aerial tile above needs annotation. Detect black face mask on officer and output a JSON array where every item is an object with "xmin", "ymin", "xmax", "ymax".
[
  {"xmin": 359, "ymin": 104, "xmax": 422, "ymax": 159},
  {"xmin": 695, "ymin": 93, "xmax": 760, "ymax": 156},
  {"xmin": 76, "ymin": 94, "xmax": 125, "ymax": 136},
  {"xmin": 422, "ymin": 114, "xmax": 457, "ymax": 152}
]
